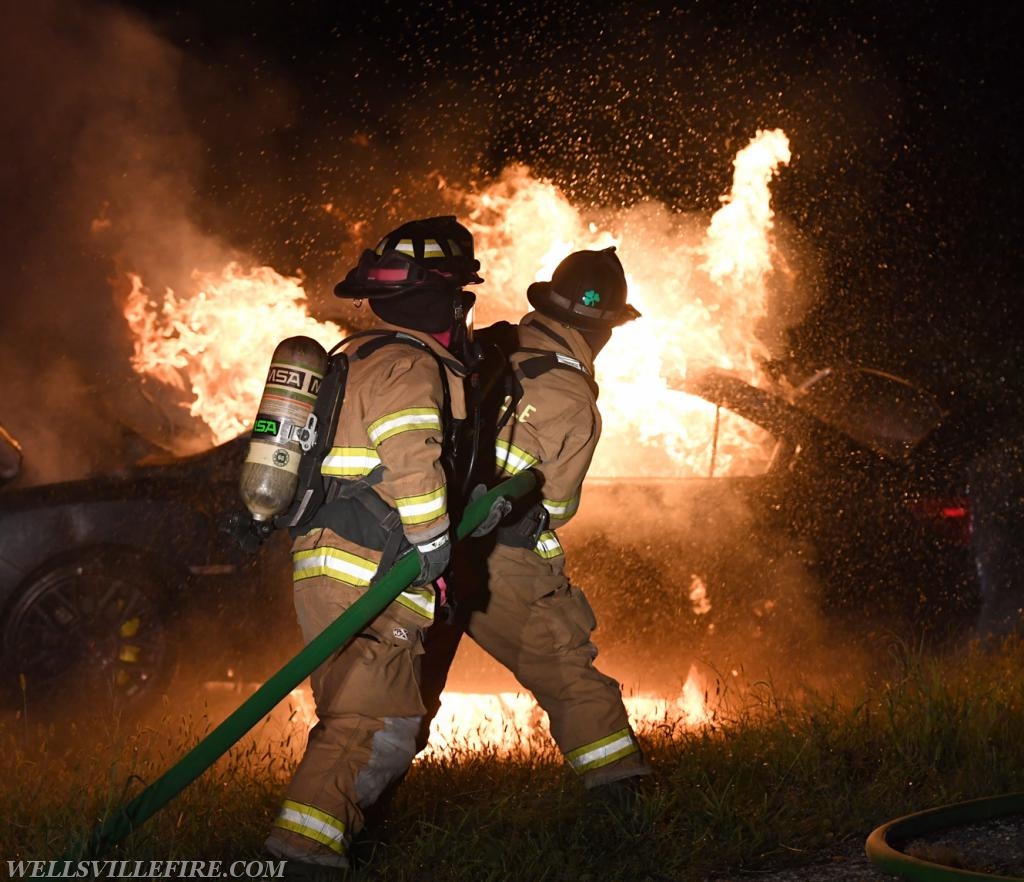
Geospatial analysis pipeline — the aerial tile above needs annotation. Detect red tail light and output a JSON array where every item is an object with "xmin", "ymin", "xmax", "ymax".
[{"xmin": 906, "ymin": 497, "xmax": 973, "ymax": 546}]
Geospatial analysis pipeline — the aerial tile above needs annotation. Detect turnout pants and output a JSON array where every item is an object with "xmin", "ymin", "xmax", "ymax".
[
  {"xmin": 265, "ymin": 567, "xmax": 429, "ymax": 867},
  {"xmin": 427, "ymin": 541, "xmax": 650, "ymax": 787}
]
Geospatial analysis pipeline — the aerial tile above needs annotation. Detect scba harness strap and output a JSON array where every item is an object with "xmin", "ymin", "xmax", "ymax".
[
  {"xmin": 275, "ymin": 331, "xmax": 460, "ymax": 572},
  {"xmin": 479, "ymin": 326, "xmax": 598, "ymax": 551}
]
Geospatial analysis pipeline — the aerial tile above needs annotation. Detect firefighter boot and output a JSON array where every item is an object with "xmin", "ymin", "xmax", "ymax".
[{"xmin": 586, "ymin": 773, "xmax": 646, "ymax": 813}]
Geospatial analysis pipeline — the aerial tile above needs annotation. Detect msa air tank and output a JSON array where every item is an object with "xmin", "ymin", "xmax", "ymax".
[{"xmin": 239, "ymin": 336, "xmax": 328, "ymax": 521}]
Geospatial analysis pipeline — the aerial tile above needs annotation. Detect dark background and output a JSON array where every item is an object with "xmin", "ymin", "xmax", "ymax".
[{"xmin": 2, "ymin": 0, "xmax": 1022, "ymax": 473}]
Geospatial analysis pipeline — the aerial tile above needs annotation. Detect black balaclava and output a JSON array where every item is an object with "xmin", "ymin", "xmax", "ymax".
[
  {"xmin": 579, "ymin": 325, "xmax": 613, "ymax": 356},
  {"xmin": 370, "ymin": 286, "xmax": 454, "ymax": 333}
]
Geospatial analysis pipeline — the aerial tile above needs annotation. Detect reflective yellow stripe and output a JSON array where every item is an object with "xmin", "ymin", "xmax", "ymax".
[
  {"xmin": 378, "ymin": 238, "xmax": 416, "ymax": 256},
  {"xmin": 534, "ymin": 530, "xmax": 563, "ymax": 560},
  {"xmin": 293, "ymin": 550, "xmax": 433, "ymax": 620},
  {"xmin": 368, "ymin": 407, "xmax": 442, "ymax": 445},
  {"xmin": 321, "ymin": 446, "xmax": 381, "ymax": 477},
  {"xmin": 422, "ymin": 238, "xmax": 444, "ymax": 258},
  {"xmin": 543, "ymin": 495, "xmax": 579, "ymax": 520},
  {"xmin": 395, "ymin": 486, "xmax": 446, "ymax": 526},
  {"xmin": 495, "ymin": 440, "xmax": 539, "ymax": 475},
  {"xmin": 565, "ymin": 728, "xmax": 639, "ymax": 774},
  {"xmin": 273, "ymin": 800, "xmax": 347, "ymax": 854},
  {"xmin": 396, "ymin": 585, "xmax": 436, "ymax": 620},
  {"xmin": 293, "ymin": 547, "xmax": 378, "ymax": 586}
]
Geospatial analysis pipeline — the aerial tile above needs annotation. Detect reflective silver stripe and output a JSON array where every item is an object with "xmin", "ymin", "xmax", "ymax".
[
  {"xmin": 422, "ymin": 239, "xmax": 445, "ymax": 257},
  {"xmin": 396, "ymin": 487, "xmax": 447, "ymax": 526},
  {"xmin": 534, "ymin": 531, "xmax": 563, "ymax": 559},
  {"xmin": 566, "ymin": 728, "xmax": 639, "ymax": 774},
  {"xmin": 274, "ymin": 800, "xmax": 347, "ymax": 854},
  {"xmin": 368, "ymin": 408, "xmax": 442, "ymax": 445},
  {"xmin": 495, "ymin": 440, "xmax": 539, "ymax": 475},
  {"xmin": 384, "ymin": 238, "xmax": 415, "ymax": 256},
  {"xmin": 554, "ymin": 352, "xmax": 585, "ymax": 372},
  {"xmin": 293, "ymin": 547, "xmax": 378, "ymax": 586},
  {"xmin": 321, "ymin": 446, "xmax": 381, "ymax": 476},
  {"xmin": 543, "ymin": 495, "xmax": 579, "ymax": 519},
  {"xmin": 396, "ymin": 586, "xmax": 436, "ymax": 619},
  {"xmin": 416, "ymin": 533, "xmax": 449, "ymax": 553}
]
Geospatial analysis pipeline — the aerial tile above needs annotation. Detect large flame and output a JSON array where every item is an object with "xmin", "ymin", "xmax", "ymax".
[
  {"xmin": 123, "ymin": 129, "xmax": 791, "ymax": 477},
  {"xmin": 460, "ymin": 130, "xmax": 790, "ymax": 476},
  {"xmin": 123, "ymin": 262, "xmax": 345, "ymax": 445}
]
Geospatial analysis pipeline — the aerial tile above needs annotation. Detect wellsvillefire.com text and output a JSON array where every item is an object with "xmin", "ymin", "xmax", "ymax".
[{"xmin": 6, "ymin": 860, "xmax": 286, "ymax": 879}]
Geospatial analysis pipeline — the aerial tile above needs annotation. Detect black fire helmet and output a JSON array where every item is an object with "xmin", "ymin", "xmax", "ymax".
[
  {"xmin": 334, "ymin": 215, "xmax": 484, "ymax": 301},
  {"xmin": 526, "ymin": 247, "xmax": 640, "ymax": 332}
]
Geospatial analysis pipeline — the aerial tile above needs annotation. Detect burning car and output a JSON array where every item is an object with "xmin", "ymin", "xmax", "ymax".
[{"xmin": 0, "ymin": 437, "xmax": 291, "ymax": 714}]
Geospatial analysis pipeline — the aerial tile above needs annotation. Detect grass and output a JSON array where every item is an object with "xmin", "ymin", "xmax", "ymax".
[{"xmin": 3, "ymin": 635, "xmax": 1024, "ymax": 881}]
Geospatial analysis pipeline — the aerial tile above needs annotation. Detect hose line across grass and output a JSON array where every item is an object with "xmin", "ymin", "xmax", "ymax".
[
  {"xmin": 72, "ymin": 469, "xmax": 537, "ymax": 861},
  {"xmin": 865, "ymin": 792, "xmax": 1024, "ymax": 882}
]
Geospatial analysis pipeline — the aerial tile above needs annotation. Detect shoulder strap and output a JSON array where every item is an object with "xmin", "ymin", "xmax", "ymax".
[
  {"xmin": 514, "ymin": 347, "xmax": 599, "ymax": 399},
  {"xmin": 277, "ymin": 329, "xmax": 461, "ymax": 533}
]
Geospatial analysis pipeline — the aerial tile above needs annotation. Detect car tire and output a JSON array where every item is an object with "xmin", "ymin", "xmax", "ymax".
[{"xmin": 1, "ymin": 548, "xmax": 177, "ymax": 716}]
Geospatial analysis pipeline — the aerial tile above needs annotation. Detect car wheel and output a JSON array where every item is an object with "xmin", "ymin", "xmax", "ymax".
[{"xmin": 1, "ymin": 550, "xmax": 176, "ymax": 714}]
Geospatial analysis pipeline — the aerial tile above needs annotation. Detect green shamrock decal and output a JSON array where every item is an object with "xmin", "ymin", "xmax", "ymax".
[{"xmin": 582, "ymin": 289, "xmax": 601, "ymax": 306}]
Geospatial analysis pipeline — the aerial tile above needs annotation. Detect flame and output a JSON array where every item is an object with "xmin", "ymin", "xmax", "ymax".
[
  {"xmin": 425, "ymin": 665, "xmax": 715, "ymax": 753},
  {"xmin": 122, "ymin": 129, "xmax": 791, "ymax": 477},
  {"xmin": 241, "ymin": 664, "xmax": 714, "ymax": 761},
  {"xmin": 459, "ymin": 128, "xmax": 792, "ymax": 476},
  {"xmin": 123, "ymin": 262, "xmax": 345, "ymax": 444}
]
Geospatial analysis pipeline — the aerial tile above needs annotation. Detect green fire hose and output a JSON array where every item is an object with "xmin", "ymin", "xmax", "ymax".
[
  {"xmin": 76, "ymin": 470, "xmax": 536, "ymax": 860},
  {"xmin": 865, "ymin": 792, "xmax": 1024, "ymax": 881}
]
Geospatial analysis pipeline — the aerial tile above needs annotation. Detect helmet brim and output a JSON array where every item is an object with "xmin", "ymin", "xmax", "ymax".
[
  {"xmin": 527, "ymin": 281, "xmax": 639, "ymax": 330},
  {"xmin": 334, "ymin": 248, "xmax": 483, "ymax": 299}
]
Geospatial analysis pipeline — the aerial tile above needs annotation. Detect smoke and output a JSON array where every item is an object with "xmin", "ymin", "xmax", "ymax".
[
  {"xmin": 0, "ymin": 1, "xmax": 236, "ymax": 481},
  {"xmin": 558, "ymin": 479, "xmax": 876, "ymax": 701}
]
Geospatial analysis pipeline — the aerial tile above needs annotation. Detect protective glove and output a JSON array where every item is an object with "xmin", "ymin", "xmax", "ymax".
[
  {"xmin": 413, "ymin": 531, "xmax": 451, "ymax": 586},
  {"xmin": 219, "ymin": 510, "xmax": 274, "ymax": 554},
  {"xmin": 468, "ymin": 484, "xmax": 514, "ymax": 538}
]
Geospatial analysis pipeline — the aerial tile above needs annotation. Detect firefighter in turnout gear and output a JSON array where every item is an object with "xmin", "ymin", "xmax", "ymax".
[
  {"xmin": 421, "ymin": 246, "xmax": 652, "ymax": 806},
  {"xmin": 263, "ymin": 217, "xmax": 482, "ymax": 872}
]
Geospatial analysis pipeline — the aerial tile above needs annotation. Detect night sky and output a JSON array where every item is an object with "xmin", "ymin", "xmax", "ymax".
[{"xmin": 2, "ymin": 0, "xmax": 1022, "ymax": 468}]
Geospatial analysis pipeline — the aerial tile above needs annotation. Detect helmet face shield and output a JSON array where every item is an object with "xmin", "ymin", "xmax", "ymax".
[
  {"xmin": 335, "ymin": 249, "xmax": 455, "ymax": 299},
  {"xmin": 335, "ymin": 215, "xmax": 484, "ymax": 300}
]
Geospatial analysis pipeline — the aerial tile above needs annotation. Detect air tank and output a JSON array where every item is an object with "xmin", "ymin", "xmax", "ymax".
[{"xmin": 239, "ymin": 336, "xmax": 328, "ymax": 521}]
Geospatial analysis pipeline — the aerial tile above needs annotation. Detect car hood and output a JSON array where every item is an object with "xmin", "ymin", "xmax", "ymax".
[{"xmin": 683, "ymin": 367, "xmax": 943, "ymax": 462}]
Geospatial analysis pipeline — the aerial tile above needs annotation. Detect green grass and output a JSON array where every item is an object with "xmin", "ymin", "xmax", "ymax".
[{"xmin": 4, "ymin": 636, "xmax": 1024, "ymax": 881}]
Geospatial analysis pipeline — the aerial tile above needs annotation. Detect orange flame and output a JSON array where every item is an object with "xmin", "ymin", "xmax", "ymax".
[
  {"xmin": 244, "ymin": 664, "xmax": 714, "ymax": 760},
  {"xmin": 122, "ymin": 129, "xmax": 792, "ymax": 477},
  {"xmin": 123, "ymin": 262, "xmax": 345, "ymax": 445},
  {"xmin": 459, "ymin": 128, "xmax": 791, "ymax": 476}
]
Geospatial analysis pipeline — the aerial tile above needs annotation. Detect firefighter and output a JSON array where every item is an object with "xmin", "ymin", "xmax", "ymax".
[
  {"xmin": 422, "ymin": 246, "xmax": 652, "ymax": 806},
  {"xmin": 263, "ymin": 216, "xmax": 482, "ymax": 872}
]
